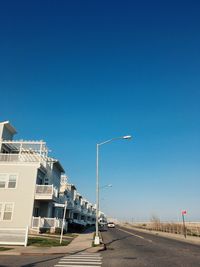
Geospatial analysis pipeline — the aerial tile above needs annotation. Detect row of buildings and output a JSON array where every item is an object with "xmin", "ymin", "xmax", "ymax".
[{"xmin": 0, "ymin": 121, "xmax": 105, "ymax": 233}]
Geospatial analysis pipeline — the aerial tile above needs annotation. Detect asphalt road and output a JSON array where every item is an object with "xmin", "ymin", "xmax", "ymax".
[
  {"xmin": 1, "ymin": 226, "xmax": 200, "ymax": 267},
  {"xmin": 101, "ymin": 225, "xmax": 200, "ymax": 267}
]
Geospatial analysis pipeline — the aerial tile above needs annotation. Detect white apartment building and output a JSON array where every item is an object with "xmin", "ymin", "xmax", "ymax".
[
  {"xmin": 59, "ymin": 175, "xmax": 96, "ymax": 229},
  {"xmin": 0, "ymin": 121, "xmax": 65, "ymax": 232},
  {"xmin": 0, "ymin": 120, "xmax": 98, "ymax": 238}
]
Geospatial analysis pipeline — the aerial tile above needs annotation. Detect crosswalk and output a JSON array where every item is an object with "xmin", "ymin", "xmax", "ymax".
[{"xmin": 54, "ymin": 252, "xmax": 102, "ymax": 267}]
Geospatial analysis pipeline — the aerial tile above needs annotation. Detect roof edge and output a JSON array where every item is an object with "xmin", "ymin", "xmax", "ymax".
[{"xmin": 0, "ymin": 121, "xmax": 17, "ymax": 134}]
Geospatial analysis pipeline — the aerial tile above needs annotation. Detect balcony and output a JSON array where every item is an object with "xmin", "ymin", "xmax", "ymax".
[
  {"xmin": 35, "ymin": 185, "xmax": 58, "ymax": 200},
  {"xmin": 73, "ymin": 203, "xmax": 81, "ymax": 213},
  {"xmin": 66, "ymin": 200, "xmax": 74, "ymax": 209},
  {"xmin": 81, "ymin": 207, "xmax": 88, "ymax": 215},
  {"xmin": 72, "ymin": 219, "xmax": 86, "ymax": 226}
]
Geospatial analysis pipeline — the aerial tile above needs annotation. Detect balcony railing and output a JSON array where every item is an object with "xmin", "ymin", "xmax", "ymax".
[
  {"xmin": 35, "ymin": 185, "xmax": 58, "ymax": 200},
  {"xmin": 72, "ymin": 219, "xmax": 86, "ymax": 226},
  {"xmin": 32, "ymin": 217, "xmax": 68, "ymax": 231},
  {"xmin": 81, "ymin": 208, "xmax": 88, "ymax": 214},
  {"xmin": 0, "ymin": 153, "xmax": 40, "ymax": 162},
  {"xmin": 0, "ymin": 153, "xmax": 51, "ymax": 169},
  {"xmin": 74, "ymin": 204, "xmax": 81, "ymax": 212},
  {"xmin": 67, "ymin": 200, "xmax": 74, "ymax": 209}
]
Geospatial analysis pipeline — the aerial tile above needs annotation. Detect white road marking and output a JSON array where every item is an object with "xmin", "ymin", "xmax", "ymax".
[
  {"xmin": 60, "ymin": 255, "xmax": 102, "ymax": 260},
  {"xmin": 60, "ymin": 259, "xmax": 101, "ymax": 261},
  {"xmin": 79, "ymin": 252, "xmax": 101, "ymax": 257},
  {"xmin": 54, "ymin": 252, "xmax": 102, "ymax": 267},
  {"xmin": 59, "ymin": 261, "xmax": 101, "ymax": 265},
  {"xmin": 118, "ymin": 227, "xmax": 153, "ymax": 243},
  {"xmin": 55, "ymin": 265, "xmax": 101, "ymax": 267}
]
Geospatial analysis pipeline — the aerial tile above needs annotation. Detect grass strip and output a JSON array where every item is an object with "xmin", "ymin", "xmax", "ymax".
[
  {"xmin": 0, "ymin": 247, "xmax": 13, "ymax": 251},
  {"xmin": 28, "ymin": 237, "xmax": 71, "ymax": 247}
]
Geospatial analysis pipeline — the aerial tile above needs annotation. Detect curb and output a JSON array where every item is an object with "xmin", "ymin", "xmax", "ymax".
[{"xmin": 0, "ymin": 252, "xmax": 21, "ymax": 256}]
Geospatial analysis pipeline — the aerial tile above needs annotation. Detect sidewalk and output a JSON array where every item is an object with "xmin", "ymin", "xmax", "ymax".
[
  {"xmin": 120, "ymin": 224, "xmax": 200, "ymax": 246},
  {"xmin": 0, "ymin": 230, "xmax": 103, "ymax": 256}
]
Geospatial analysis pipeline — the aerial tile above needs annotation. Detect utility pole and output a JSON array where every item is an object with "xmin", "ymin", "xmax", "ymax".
[{"xmin": 181, "ymin": 210, "xmax": 187, "ymax": 238}]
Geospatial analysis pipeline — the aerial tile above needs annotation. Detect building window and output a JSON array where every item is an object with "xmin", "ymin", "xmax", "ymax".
[
  {"xmin": 0, "ymin": 203, "xmax": 2, "ymax": 219},
  {"xmin": 0, "ymin": 203, "xmax": 14, "ymax": 221},
  {"xmin": 0, "ymin": 174, "xmax": 18, "ymax": 189},
  {"xmin": 8, "ymin": 175, "xmax": 17, "ymax": 188},
  {"xmin": 0, "ymin": 174, "xmax": 7, "ymax": 188}
]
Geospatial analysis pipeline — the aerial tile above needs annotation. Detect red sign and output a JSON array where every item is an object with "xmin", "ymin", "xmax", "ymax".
[{"xmin": 182, "ymin": 210, "xmax": 187, "ymax": 215}]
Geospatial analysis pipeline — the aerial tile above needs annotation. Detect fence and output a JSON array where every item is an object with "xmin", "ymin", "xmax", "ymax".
[
  {"xmin": 0, "ymin": 227, "xmax": 28, "ymax": 246},
  {"xmin": 131, "ymin": 222, "xmax": 200, "ymax": 237},
  {"xmin": 32, "ymin": 217, "xmax": 68, "ymax": 232}
]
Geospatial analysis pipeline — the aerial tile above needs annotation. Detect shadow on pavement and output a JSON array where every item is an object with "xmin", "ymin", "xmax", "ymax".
[
  {"xmin": 20, "ymin": 245, "xmax": 99, "ymax": 267},
  {"xmin": 20, "ymin": 255, "xmax": 63, "ymax": 267},
  {"xmin": 104, "ymin": 235, "xmax": 131, "ymax": 248}
]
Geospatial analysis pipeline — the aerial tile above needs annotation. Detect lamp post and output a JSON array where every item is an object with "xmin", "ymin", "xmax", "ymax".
[
  {"xmin": 100, "ymin": 184, "xmax": 112, "ymax": 189},
  {"xmin": 94, "ymin": 135, "xmax": 132, "ymax": 245}
]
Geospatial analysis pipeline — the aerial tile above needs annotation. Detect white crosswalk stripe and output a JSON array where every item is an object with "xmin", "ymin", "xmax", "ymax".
[{"xmin": 54, "ymin": 252, "xmax": 102, "ymax": 267}]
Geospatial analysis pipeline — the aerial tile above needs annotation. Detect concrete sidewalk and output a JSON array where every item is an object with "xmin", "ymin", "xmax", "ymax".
[{"xmin": 0, "ymin": 230, "xmax": 103, "ymax": 256}]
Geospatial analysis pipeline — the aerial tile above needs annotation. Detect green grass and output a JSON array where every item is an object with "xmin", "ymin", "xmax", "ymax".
[
  {"xmin": 28, "ymin": 237, "xmax": 71, "ymax": 247},
  {"xmin": 0, "ymin": 247, "xmax": 13, "ymax": 251}
]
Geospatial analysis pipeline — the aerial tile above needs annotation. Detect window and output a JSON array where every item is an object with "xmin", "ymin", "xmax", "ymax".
[
  {"xmin": 8, "ymin": 175, "xmax": 17, "ymax": 188},
  {"xmin": 34, "ymin": 207, "xmax": 39, "ymax": 217},
  {"xmin": 0, "ymin": 174, "xmax": 7, "ymax": 188},
  {"xmin": 0, "ymin": 203, "xmax": 2, "ymax": 219},
  {"xmin": 0, "ymin": 203, "xmax": 14, "ymax": 221},
  {"xmin": 0, "ymin": 174, "xmax": 18, "ymax": 189},
  {"xmin": 3, "ymin": 203, "xmax": 13, "ymax": 220}
]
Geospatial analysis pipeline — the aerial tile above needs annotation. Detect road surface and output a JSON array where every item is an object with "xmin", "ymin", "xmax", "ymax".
[
  {"xmin": 101, "ymin": 225, "xmax": 200, "ymax": 267},
  {"xmin": 1, "ymin": 226, "xmax": 200, "ymax": 267}
]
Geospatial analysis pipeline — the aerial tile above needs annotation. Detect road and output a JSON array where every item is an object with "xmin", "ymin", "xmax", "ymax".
[
  {"xmin": 0, "ymin": 254, "xmax": 63, "ymax": 267},
  {"xmin": 0, "ymin": 252, "xmax": 102, "ymax": 267},
  {"xmin": 1, "ymin": 226, "xmax": 200, "ymax": 267},
  {"xmin": 101, "ymin": 225, "xmax": 200, "ymax": 267}
]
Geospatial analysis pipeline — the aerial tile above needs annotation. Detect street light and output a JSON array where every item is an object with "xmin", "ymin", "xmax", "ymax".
[
  {"xmin": 100, "ymin": 184, "xmax": 112, "ymax": 189},
  {"xmin": 94, "ymin": 135, "xmax": 132, "ymax": 245}
]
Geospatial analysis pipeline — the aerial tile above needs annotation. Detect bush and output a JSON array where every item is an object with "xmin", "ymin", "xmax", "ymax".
[
  {"xmin": 39, "ymin": 228, "xmax": 48, "ymax": 234},
  {"xmin": 55, "ymin": 228, "xmax": 67, "ymax": 235}
]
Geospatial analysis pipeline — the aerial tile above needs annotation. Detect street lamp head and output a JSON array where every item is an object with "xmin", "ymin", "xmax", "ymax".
[
  {"xmin": 123, "ymin": 135, "xmax": 132, "ymax": 140},
  {"xmin": 100, "ymin": 184, "xmax": 112, "ymax": 189}
]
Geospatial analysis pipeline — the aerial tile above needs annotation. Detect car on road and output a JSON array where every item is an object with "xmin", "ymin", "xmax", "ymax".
[{"xmin": 107, "ymin": 222, "xmax": 115, "ymax": 228}]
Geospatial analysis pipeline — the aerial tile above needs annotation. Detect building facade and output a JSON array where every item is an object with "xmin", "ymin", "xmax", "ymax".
[{"xmin": 0, "ymin": 121, "xmax": 97, "ymax": 234}]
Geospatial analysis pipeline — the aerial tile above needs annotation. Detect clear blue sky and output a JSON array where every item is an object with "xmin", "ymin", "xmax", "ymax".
[{"xmin": 0, "ymin": 0, "xmax": 200, "ymax": 221}]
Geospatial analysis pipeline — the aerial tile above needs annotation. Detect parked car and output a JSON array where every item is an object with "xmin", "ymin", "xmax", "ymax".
[{"xmin": 107, "ymin": 222, "xmax": 115, "ymax": 228}]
